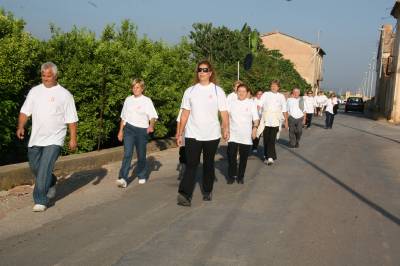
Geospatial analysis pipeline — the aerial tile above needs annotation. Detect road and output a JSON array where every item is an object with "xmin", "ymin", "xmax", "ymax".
[{"xmin": 0, "ymin": 112, "xmax": 399, "ymax": 266}]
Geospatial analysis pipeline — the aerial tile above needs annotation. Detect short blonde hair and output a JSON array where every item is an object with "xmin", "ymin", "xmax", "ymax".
[{"xmin": 131, "ymin": 78, "xmax": 145, "ymax": 89}]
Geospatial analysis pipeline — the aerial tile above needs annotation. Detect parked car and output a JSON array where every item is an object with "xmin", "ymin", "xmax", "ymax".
[{"xmin": 345, "ymin": 97, "xmax": 364, "ymax": 113}]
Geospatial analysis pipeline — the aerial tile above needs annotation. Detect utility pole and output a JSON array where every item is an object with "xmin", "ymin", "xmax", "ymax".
[
  {"xmin": 237, "ymin": 61, "xmax": 240, "ymax": 80},
  {"xmin": 379, "ymin": 27, "xmax": 384, "ymax": 79},
  {"xmin": 369, "ymin": 59, "xmax": 375, "ymax": 99},
  {"xmin": 363, "ymin": 71, "xmax": 368, "ymax": 98}
]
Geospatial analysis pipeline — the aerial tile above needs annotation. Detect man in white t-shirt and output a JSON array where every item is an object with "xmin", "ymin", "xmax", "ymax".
[
  {"xmin": 287, "ymin": 88, "xmax": 306, "ymax": 148},
  {"xmin": 17, "ymin": 62, "xmax": 78, "ymax": 212}
]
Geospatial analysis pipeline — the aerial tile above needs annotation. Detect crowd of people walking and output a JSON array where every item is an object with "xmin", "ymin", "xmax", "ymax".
[{"xmin": 17, "ymin": 60, "xmax": 339, "ymax": 211}]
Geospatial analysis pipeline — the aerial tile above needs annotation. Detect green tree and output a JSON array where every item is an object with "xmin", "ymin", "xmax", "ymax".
[
  {"xmin": 188, "ymin": 23, "xmax": 310, "ymax": 94},
  {"xmin": 0, "ymin": 9, "xmax": 41, "ymax": 164}
]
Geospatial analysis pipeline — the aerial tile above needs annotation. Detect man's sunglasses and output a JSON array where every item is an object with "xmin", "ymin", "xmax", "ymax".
[{"xmin": 197, "ymin": 67, "xmax": 210, "ymax": 73}]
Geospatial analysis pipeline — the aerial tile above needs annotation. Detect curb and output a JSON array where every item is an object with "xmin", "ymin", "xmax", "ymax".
[{"xmin": 0, "ymin": 138, "xmax": 177, "ymax": 191}]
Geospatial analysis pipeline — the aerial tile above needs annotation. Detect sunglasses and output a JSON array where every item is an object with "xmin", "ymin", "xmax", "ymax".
[{"xmin": 197, "ymin": 67, "xmax": 210, "ymax": 73}]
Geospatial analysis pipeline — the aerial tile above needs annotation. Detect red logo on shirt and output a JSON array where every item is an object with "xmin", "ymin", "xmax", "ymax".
[{"xmin": 209, "ymin": 94, "xmax": 213, "ymax": 99}]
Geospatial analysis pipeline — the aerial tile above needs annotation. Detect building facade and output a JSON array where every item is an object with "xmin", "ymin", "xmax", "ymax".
[
  {"xmin": 374, "ymin": 0, "xmax": 400, "ymax": 123},
  {"xmin": 261, "ymin": 31, "xmax": 325, "ymax": 94}
]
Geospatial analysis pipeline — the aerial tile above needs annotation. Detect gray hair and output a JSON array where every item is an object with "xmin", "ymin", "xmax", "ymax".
[{"xmin": 41, "ymin": 62, "xmax": 58, "ymax": 77}]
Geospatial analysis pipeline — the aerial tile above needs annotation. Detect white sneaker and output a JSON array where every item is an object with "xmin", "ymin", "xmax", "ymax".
[
  {"xmin": 47, "ymin": 186, "xmax": 56, "ymax": 199},
  {"xmin": 138, "ymin": 179, "xmax": 146, "ymax": 184},
  {"xmin": 116, "ymin": 178, "xmax": 127, "ymax": 188},
  {"xmin": 32, "ymin": 204, "xmax": 47, "ymax": 212},
  {"xmin": 252, "ymin": 149, "xmax": 257, "ymax": 153},
  {"xmin": 267, "ymin": 158, "xmax": 274, "ymax": 165}
]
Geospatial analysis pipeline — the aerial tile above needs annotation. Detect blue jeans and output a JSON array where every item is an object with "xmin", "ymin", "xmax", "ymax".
[
  {"xmin": 119, "ymin": 123, "xmax": 148, "ymax": 181},
  {"xmin": 325, "ymin": 111, "xmax": 335, "ymax": 128},
  {"xmin": 28, "ymin": 145, "xmax": 61, "ymax": 205}
]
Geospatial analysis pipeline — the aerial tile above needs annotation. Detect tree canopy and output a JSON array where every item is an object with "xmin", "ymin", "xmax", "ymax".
[{"xmin": 0, "ymin": 9, "xmax": 311, "ymax": 165}]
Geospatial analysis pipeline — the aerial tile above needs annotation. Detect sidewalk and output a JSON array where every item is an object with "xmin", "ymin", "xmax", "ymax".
[{"xmin": 0, "ymin": 150, "xmax": 176, "ymax": 240}]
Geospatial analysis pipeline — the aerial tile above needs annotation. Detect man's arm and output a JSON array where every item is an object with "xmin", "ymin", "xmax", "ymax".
[
  {"xmin": 68, "ymin": 122, "xmax": 77, "ymax": 151},
  {"xmin": 16, "ymin": 113, "xmax": 29, "ymax": 140}
]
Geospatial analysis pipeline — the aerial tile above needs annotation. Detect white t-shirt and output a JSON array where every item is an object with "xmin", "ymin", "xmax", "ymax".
[
  {"xmin": 287, "ymin": 98, "xmax": 305, "ymax": 119},
  {"xmin": 303, "ymin": 96, "xmax": 316, "ymax": 114},
  {"xmin": 325, "ymin": 98, "xmax": 335, "ymax": 114},
  {"xmin": 260, "ymin": 91, "xmax": 287, "ymax": 127},
  {"xmin": 227, "ymin": 92, "xmax": 238, "ymax": 104},
  {"xmin": 253, "ymin": 98, "xmax": 263, "ymax": 117},
  {"xmin": 316, "ymin": 95, "xmax": 328, "ymax": 107},
  {"xmin": 228, "ymin": 99, "xmax": 259, "ymax": 145},
  {"xmin": 181, "ymin": 83, "xmax": 227, "ymax": 141},
  {"xmin": 120, "ymin": 95, "xmax": 158, "ymax": 128},
  {"xmin": 20, "ymin": 84, "xmax": 78, "ymax": 147}
]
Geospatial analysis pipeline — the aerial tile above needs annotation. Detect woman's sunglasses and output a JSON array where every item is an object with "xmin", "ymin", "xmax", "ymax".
[{"xmin": 197, "ymin": 67, "xmax": 210, "ymax": 73}]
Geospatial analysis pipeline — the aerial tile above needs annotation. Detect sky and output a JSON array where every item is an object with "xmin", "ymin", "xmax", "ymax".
[{"xmin": 1, "ymin": 0, "xmax": 396, "ymax": 93}]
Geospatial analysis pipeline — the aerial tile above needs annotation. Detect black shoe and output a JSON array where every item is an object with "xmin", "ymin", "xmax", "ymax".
[
  {"xmin": 237, "ymin": 178, "xmax": 244, "ymax": 184},
  {"xmin": 295, "ymin": 143, "xmax": 299, "ymax": 148},
  {"xmin": 203, "ymin": 194, "xmax": 212, "ymax": 201},
  {"xmin": 227, "ymin": 178, "xmax": 235, "ymax": 184},
  {"xmin": 177, "ymin": 194, "xmax": 191, "ymax": 207},
  {"xmin": 288, "ymin": 144, "xmax": 296, "ymax": 148}
]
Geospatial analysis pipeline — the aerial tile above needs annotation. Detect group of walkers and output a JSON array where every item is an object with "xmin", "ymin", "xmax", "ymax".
[{"xmin": 17, "ymin": 60, "xmax": 338, "ymax": 211}]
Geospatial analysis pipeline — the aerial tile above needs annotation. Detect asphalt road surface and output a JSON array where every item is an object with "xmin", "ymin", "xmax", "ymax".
[{"xmin": 0, "ymin": 112, "xmax": 399, "ymax": 266}]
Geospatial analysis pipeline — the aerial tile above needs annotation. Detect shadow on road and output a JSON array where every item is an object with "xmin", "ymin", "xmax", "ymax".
[
  {"xmin": 278, "ymin": 144, "xmax": 400, "ymax": 227},
  {"xmin": 128, "ymin": 155, "xmax": 162, "ymax": 183},
  {"xmin": 51, "ymin": 168, "xmax": 108, "ymax": 206},
  {"xmin": 336, "ymin": 123, "xmax": 400, "ymax": 144},
  {"xmin": 215, "ymin": 145, "xmax": 229, "ymax": 182}
]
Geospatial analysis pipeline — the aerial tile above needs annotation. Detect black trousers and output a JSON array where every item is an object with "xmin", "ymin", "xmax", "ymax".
[
  {"xmin": 263, "ymin": 126, "xmax": 279, "ymax": 160},
  {"xmin": 252, "ymin": 137, "xmax": 260, "ymax": 150},
  {"xmin": 179, "ymin": 146, "xmax": 186, "ymax": 164},
  {"xmin": 305, "ymin": 113, "xmax": 313, "ymax": 128},
  {"xmin": 178, "ymin": 138, "xmax": 220, "ymax": 199},
  {"xmin": 325, "ymin": 112, "xmax": 335, "ymax": 128},
  {"xmin": 227, "ymin": 142, "xmax": 251, "ymax": 179}
]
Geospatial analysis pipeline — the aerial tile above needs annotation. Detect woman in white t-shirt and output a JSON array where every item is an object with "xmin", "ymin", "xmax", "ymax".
[
  {"xmin": 176, "ymin": 60, "xmax": 229, "ymax": 206},
  {"xmin": 116, "ymin": 79, "xmax": 158, "ymax": 188},
  {"xmin": 227, "ymin": 84, "xmax": 259, "ymax": 184},
  {"xmin": 258, "ymin": 80, "xmax": 288, "ymax": 165}
]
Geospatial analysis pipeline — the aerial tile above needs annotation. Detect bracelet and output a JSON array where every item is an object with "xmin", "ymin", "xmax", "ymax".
[{"xmin": 252, "ymin": 126, "xmax": 258, "ymax": 129}]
